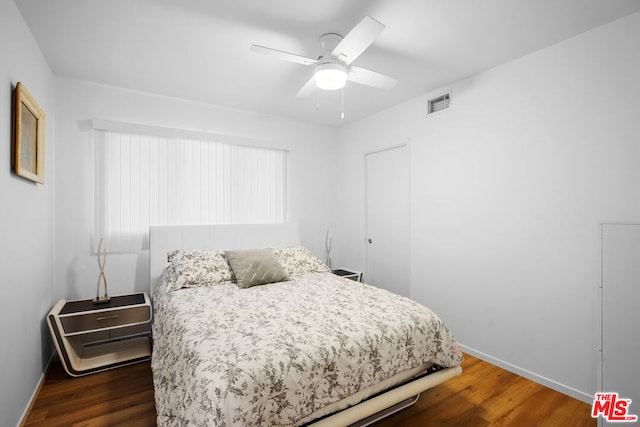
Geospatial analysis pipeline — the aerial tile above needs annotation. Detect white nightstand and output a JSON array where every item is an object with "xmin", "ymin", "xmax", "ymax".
[
  {"xmin": 47, "ymin": 293, "xmax": 152, "ymax": 377},
  {"xmin": 332, "ymin": 268, "xmax": 362, "ymax": 282}
]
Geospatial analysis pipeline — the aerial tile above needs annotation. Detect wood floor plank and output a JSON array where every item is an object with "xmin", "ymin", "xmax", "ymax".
[{"xmin": 23, "ymin": 354, "xmax": 595, "ymax": 426}]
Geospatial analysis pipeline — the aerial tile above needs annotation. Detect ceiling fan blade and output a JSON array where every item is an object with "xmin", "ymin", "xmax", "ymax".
[
  {"xmin": 348, "ymin": 66, "xmax": 397, "ymax": 90},
  {"xmin": 296, "ymin": 76, "xmax": 318, "ymax": 98},
  {"xmin": 331, "ymin": 16, "xmax": 385, "ymax": 65},
  {"xmin": 250, "ymin": 44, "xmax": 318, "ymax": 66}
]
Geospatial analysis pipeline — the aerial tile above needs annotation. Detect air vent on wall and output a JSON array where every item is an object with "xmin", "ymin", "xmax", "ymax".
[{"xmin": 427, "ymin": 92, "xmax": 451, "ymax": 115}]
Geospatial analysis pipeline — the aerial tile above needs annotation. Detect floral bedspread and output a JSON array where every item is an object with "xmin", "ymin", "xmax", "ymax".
[{"xmin": 152, "ymin": 271, "xmax": 462, "ymax": 426}]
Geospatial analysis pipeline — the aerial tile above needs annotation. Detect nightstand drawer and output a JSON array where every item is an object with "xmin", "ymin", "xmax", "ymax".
[{"xmin": 60, "ymin": 305, "xmax": 151, "ymax": 335}]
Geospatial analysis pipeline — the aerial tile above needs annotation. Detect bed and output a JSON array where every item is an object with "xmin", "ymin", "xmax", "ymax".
[{"xmin": 150, "ymin": 224, "xmax": 463, "ymax": 426}]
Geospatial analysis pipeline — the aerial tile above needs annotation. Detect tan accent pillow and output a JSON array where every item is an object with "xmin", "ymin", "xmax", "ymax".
[{"xmin": 225, "ymin": 249, "xmax": 289, "ymax": 288}]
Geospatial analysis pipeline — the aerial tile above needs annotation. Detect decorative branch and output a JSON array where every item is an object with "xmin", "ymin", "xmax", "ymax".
[{"xmin": 93, "ymin": 238, "xmax": 110, "ymax": 304}]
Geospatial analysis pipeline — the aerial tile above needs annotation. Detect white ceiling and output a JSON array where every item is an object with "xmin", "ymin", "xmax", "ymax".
[{"xmin": 15, "ymin": 0, "xmax": 640, "ymax": 127}]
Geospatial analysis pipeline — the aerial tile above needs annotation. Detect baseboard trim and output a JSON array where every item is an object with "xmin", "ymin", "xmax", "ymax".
[
  {"xmin": 461, "ymin": 344, "xmax": 593, "ymax": 404},
  {"xmin": 17, "ymin": 353, "xmax": 55, "ymax": 427}
]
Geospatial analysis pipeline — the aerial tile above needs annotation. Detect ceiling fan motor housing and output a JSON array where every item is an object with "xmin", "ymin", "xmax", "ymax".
[{"xmin": 319, "ymin": 33, "xmax": 344, "ymax": 54}]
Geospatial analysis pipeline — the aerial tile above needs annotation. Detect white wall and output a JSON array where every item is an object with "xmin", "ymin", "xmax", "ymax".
[
  {"xmin": 334, "ymin": 12, "xmax": 640, "ymax": 402},
  {"xmin": 54, "ymin": 78, "xmax": 338, "ymax": 300},
  {"xmin": 0, "ymin": 2, "xmax": 55, "ymax": 426}
]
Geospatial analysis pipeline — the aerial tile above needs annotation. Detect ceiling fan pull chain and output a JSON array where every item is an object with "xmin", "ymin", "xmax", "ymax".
[
  {"xmin": 316, "ymin": 90, "xmax": 320, "ymax": 111},
  {"xmin": 341, "ymin": 87, "xmax": 345, "ymax": 119}
]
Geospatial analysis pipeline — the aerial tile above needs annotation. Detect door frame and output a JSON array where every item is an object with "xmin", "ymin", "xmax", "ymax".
[{"xmin": 363, "ymin": 141, "xmax": 411, "ymax": 287}]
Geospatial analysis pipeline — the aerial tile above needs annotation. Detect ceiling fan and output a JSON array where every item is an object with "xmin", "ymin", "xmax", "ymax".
[{"xmin": 250, "ymin": 16, "xmax": 398, "ymax": 98}]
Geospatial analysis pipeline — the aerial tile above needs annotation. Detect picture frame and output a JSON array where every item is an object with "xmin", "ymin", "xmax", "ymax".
[{"xmin": 13, "ymin": 82, "xmax": 46, "ymax": 183}]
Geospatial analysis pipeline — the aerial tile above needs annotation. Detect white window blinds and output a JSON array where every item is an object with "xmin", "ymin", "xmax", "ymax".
[{"xmin": 93, "ymin": 125, "xmax": 287, "ymax": 252}]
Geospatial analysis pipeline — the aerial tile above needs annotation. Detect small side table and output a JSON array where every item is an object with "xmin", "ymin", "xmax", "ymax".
[
  {"xmin": 47, "ymin": 293, "xmax": 152, "ymax": 377},
  {"xmin": 332, "ymin": 268, "xmax": 362, "ymax": 282}
]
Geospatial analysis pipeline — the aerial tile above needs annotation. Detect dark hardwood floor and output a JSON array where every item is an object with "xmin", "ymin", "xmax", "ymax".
[
  {"xmin": 374, "ymin": 355, "xmax": 594, "ymax": 427},
  {"xmin": 23, "ymin": 354, "xmax": 595, "ymax": 426},
  {"xmin": 23, "ymin": 360, "xmax": 155, "ymax": 427}
]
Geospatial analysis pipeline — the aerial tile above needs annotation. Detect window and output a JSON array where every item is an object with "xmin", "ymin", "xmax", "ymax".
[{"xmin": 93, "ymin": 122, "xmax": 287, "ymax": 252}]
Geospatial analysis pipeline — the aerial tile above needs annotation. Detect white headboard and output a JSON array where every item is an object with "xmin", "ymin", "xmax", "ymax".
[{"xmin": 149, "ymin": 223, "xmax": 300, "ymax": 292}]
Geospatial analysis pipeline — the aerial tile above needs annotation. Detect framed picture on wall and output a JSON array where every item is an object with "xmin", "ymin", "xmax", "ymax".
[{"xmin": 13, "ymin": 82, "xmax": 46, "ymax": 183}]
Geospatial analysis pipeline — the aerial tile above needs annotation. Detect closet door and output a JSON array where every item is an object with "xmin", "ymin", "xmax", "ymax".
[
  {"xmin": 365, "ymin": 145, "xmax": 410, "ymax": 297},
  {"xmin": 601, "ymin": 223, "xmax": 640, "ymax": 424}
]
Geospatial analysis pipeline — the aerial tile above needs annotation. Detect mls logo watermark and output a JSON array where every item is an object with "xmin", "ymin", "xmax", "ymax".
[{"xmin": 592, "ymin": 392, "xmax": 638, "ymax": 422}]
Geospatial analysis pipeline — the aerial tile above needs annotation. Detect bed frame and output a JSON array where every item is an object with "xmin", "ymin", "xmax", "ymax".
[{"xmin": 149, "ymin": 223, "xmax": 462, "ymax": 426}]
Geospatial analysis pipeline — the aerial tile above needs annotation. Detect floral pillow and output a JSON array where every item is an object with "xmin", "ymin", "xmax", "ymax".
[
  {"xmin": 167, "ymin": 249, "xmax": 234, "ymax": 289},
  {"xmin": 272, "ymin": 246, "xmax": 330, "ymax": 277}
]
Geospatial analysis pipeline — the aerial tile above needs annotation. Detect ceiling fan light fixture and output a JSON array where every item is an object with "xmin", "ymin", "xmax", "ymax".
[{"xmin": 314, "ymin": 63, "xmax": 347, "ymax": 90}]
